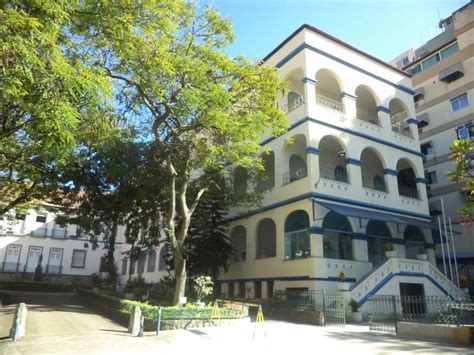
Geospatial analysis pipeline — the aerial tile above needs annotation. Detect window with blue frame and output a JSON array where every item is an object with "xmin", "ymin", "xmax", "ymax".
[
  {"xmin": 284, "ymin": 210, "xmax": 310, "ymax": 259},
  {"xmin": 322, "ymin": 211, "xmax": 353, "ymax": 260},
  {"xmin": 456, "ymin": 122, "xmax": 473, "ymax": 140},
  {"xmin": 451, "ymin": 93, "xmax": 469, "ymax": 112}
]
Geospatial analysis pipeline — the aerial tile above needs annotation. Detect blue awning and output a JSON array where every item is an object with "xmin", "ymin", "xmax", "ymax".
[{"xmin": 314, "ymin": 200, "xmax": 437, "ymax": 230}]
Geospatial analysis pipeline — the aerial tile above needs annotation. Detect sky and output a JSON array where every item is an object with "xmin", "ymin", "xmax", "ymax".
[{"xmin": 203, "ymin": 0, "xmax": 468, "ymax": 62}]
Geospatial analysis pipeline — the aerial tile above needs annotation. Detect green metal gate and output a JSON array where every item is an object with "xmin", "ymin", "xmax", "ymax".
[{"xmin": 323, "ymin": 293, "xmax": 346, "ymax": 326}]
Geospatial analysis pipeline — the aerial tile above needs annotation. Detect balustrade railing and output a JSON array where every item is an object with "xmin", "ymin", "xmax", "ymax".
[
  {"xmin": 356, "ymin": 108, "xmax": 379, "ymax": 125},
  {"xmin": 320, "ymin": 167, "xmax": 348, "ymax": 183},
  {"xmin": 282, "ymin": 167, "xmax": 307, "ymax": 185},
  {"xmin": 281, "ymin": 96, "xmax": 304, "ymax": 113},
  {"xmin": 391, "ymin": 121, "xmax": 412, "ymax": 137},
  {"xmin": 398, "ymin": 185, "xmax": 419, "ymax": 199},
  {"xmin": 362, "ymin": 176, "xmax": 387, "ymax": 192},
  {"xmin": 316, "ymin": 94, "xmax": 344, "ymax": 112}
]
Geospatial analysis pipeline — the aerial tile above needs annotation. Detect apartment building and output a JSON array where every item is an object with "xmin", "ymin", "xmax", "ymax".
[
  {"xmin": 217, "ymin": 24, "xmax": 464, "ymax": 306},
  {"xmin": 392, "ymin": 1, "xmax": 474, "ymax": 285}
]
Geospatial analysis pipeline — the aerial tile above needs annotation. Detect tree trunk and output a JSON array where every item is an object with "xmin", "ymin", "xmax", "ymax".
[
  {"xmin": 106, "ymin": 219, "xmax": 118, "ymax": 292},
  {"xmin": 173, "ymin": 255, "xmax": 187, "ymax": 305}
]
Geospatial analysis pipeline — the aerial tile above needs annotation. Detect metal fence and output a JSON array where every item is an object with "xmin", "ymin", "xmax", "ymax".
[
  {"xmin": 368, "ymin": 295, "xmax": 474, "ymax": 334},
  {"xmin": 273, "ymin": 290, "xmax": 345, "ymax": 326}
]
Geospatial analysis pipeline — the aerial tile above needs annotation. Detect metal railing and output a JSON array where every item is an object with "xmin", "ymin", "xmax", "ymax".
[
  {"xmin": 2, "ymin": 261, "xmax": 20, "ymax": 272},
  {"xmin": 282, "ymin": 167, "xmax": 307, "ymax": 185},
  {"xmin": 391, "ymin": 122, "xmax": 412, "ymax": 137},
  {"xmin": 398, "ymin": 185, "xmax": 419, "ymax": 199},
  {"xmin": 356, "ymin": 108, "xmax": 379, "ymax": 125},
  {"xmin": 320, "ymin": 167, "xmax": 348, "ymax": 183},
  {"xmin": 368, "ymin": 295, "xmax": 474, "ymax": 333},
  {"xmin": 273, "ymin": 289, "xmax": 345, "ymax": 326},
  {"xmin": 316, "ymin": 94, "xmax": 344, "ymax": 112},
  {"xmin": 52, "ymin": 228, "xmax": 67, "ymax": 238},
  {"xmin": 281, "ymin": 96, "xmax": 304, "ymax": 114},
  {"xmin": 362, "ymin": 176, "xmax": 387, "ymax": 192}
]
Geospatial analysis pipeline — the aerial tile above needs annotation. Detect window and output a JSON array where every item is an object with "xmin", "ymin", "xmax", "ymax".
[
  {"xmin": 407, "ymin": 42, "xmax": 459, "ymax": 74},
  {"xmin": 36, "ymin": 215, "xmax": 47, "ymax": 223},
  {"xmin": 422, "ymin": 53, "xmax": 440, "ymax": 70},
  {"xmin": 425, "ymin": 171, "xmax": 438, "ymax": 185},
  {"xmin": 147, "ymin": 250, "xmax": 156, "ymax": 272},
  {"xmin": 284, "ymin": 210, "xmax": 310, "ymax": 260},
  {"xmin": 322, "ymin": 211, "xmax": 353, "ymax": 260},
  {"xmin": 137, "ymin": 254, "xmax": 146, "ymax": 274},
  {"xmin": 420, "ymin": 142, "xmax": 433, "ymax": 155},
  {"xmin": 451, "ymin": 93, "xmax": 469, "ymax": 112},
  {"xmin": 15, "ymin": 213, "xmax": 26, "ymax": 221},
  {"xmin": 71, "ymin": 250, "xmax": 86, "ymax": 268},
  {"xmin": 456, "ymin": 122, "xmax": 473, "ymax": 140},
  {"xmin": 99, "ymin": 256, "xmax": 107, "ymax": 272},
  {"xmin": 440, "ymin": 42, "xmax": 459, "ymax": 58}
]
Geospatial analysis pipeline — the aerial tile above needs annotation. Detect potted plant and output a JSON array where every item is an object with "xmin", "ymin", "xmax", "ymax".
[
  {"xmin": 384, "ymin": 243, "xmax": 398, "ymax": 258},
  {"xmin": 194, "ymin": 275, "xmax": 214, "ymax": 308},
  {"xmin": 416, "ymin": 245, "xmax": 428, "ymax": 261},
  {"xmin": 349, "ymin": 299, "xmax": 363, "ymax": 323},
  {"xmin": 459, "ymin": 275, "xmax": 469, "ymax": 294},
  {"xmin": 338, "ymin": 271, "xmax": 350, "ymax": 291}
]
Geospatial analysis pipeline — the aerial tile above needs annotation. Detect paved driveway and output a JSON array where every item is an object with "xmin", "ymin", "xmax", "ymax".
[{"xmin": 0, "ymin": 291, "xmax": 472, "ymax": 355}]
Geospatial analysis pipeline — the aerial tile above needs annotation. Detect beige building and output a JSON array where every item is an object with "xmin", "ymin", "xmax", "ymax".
[{"xmin": 392, "ymin": 1, "xmax": 474, "ymax": 289}]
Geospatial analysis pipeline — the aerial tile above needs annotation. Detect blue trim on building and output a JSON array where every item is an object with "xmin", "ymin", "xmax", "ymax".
[
  {"xmin": 346, "ymin": 158, "xmax": 362, "ymax": 166},
  {"xmin": 383, "ymin": 168, "xmax": 399, "ymax": 176},
  {"xmin": 305, "ymin": 146, "xmax": 320, "ymax": 155},
  {"xmin": 377, "ymin": 106, "xmax": 391, "ymax": 114},
  {"xmin": 416, "ymin": 177, "xmax": 427, "ymax": 184},
  {"xmin": 227, "ymin": 191, "xmax": 432, "ymax": 223},
  {"xmin": 392, "ymin": 239, "xmax": 406, "ymax": 245},
  {"xmin": 309, "ymin": 226, "xmax": 324, "ymax": 234},
  {"xmin": 357, "ymin": 272, "xmax": 454, "ymax": 307},
  {"xmin": 260, "ymin": 116, "xmax": 423, "ymax": 157},
  {"xmin": 407, "ymin": 118, "xmax": 419, "ymax": 125},
  {"xmin": 341, "ymin": 91, "xmax": 357, "ymax": 100},
  {"xmin": 275, "ymin": 43, "xmax": 415, "ymax": 95},
  {"xmin": 220, "ymin": 275, "xmax": 357, "ymax": 283},
  {"xmin": 302, "ymin": 77, "xmax": 317, "ymax": 85},
  {"xmin": 353, "ymin": 232, "xmax": 367, "ymax": 240}
]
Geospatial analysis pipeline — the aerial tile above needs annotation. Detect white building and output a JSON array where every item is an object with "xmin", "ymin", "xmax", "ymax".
[
  {"xmin": 0, "ymin": 206, "xmax": 123, "ymax": 282},
  {"xmin": 217, "ymin": 24, "xmax": 464, "ymax": 306}
]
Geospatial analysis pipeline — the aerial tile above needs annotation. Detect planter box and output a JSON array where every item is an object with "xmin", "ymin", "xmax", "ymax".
[
  {"xmin": 351, "ymin": 312, "xmax": 363, "ymax": 323},
  {"xmin": 416, "ymin": 254, "xmax": 428, "ymax": 261}
]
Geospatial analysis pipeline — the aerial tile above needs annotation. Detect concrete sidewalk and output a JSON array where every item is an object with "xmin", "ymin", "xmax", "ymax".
[{"xmin": 0, "ymin": 291, "xmax": 472, "ymax": 354}]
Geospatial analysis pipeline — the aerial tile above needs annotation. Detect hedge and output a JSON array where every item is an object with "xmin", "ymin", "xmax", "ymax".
[
  {"xmin": 79, "ymin": 289, "xmax": 248, "ymax": 320},
  {"xmin": 0, "ymin": 281, "xmax": 74, "ymax": 292}
]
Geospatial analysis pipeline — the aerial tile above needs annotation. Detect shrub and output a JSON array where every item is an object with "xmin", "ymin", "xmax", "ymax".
[
  {"xmin": 193, "ymin": 276, "xmax": 214, "ymax": 302},
  {"xmin": 349, "ymin": 299, "xmax": 360, "ymax": 313}
]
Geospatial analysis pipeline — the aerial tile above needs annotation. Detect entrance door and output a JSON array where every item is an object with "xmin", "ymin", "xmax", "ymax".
[
  {"xmin": 47, "ymin": 248, "xmax": 63, "ymax": 274},
  {"xmin": 4, "ymin": 245, "xmax": 21, "ymax": 271},
  {"xmin": 26, "ymin": 246, "xmax": 43, "ymax": 272},
  {"xmin": 399, "ymin": 283, "xmax": 425, "ymax": 314}
]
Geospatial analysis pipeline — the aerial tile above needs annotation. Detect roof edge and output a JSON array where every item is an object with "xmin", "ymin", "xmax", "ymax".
[{"xmin": 263, "ymin": 24, "xmax": 411, "ymax": 78}]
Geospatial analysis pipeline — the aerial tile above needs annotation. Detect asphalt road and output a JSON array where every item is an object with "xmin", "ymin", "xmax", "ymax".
[{"xmin": 0, "ymin": 291, "xmax": 472, "ymax": 355}]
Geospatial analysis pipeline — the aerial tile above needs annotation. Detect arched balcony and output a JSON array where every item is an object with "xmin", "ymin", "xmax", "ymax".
[
  {"xmin": 319, "ymin": 136, "xmax": 348, "ymax": 182},
  {"xmin": 404, "ymin": 226, "xmax": 426, "ymax": 260},
  {"xmin": 256, "ymin": 151, "xmax": 275, "ymax": 191},
  {"xmin": 284, "ymin": 210, "xmax": 310, "ymax": 259},
  {"xmin": 322, "ymin": 211, "xmax": 353, "ymax": 260},
  {"xmin": 282, "ymin": 135, "xmax": 307, "ymax": 185},
  {"xmin": 282, "ymin": 69, "xmax": 305, "ymax": 113},
  {"xmin": 315, "ymin": 69, "xmax": 343, "ymax": 112},
  {"xmin": 366, "ymin": 220, "xmax": 393, "ymax": 266},
  {"xmin": 230, "ymin": 226, "xmax": 247, "ymax": 262},
  {"xmin": 355, "ymin": 86, "xmax": 379, "ymax": 125},
  {"xmin": 361, "ymin": 148, "xmax": 386, "ymax": 191},
  {"xmin": 256, "ymin": 218, "xmax": 276, "ymax": 259},
  {"xmin": 389, "ymin": 99, "xmax": 411, "ymax": 137},
  {"xmin": 397, "ymin": 159, "xmax": 418, "ymax": 199}
]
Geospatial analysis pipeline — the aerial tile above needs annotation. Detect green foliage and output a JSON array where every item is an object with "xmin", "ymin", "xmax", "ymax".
[
  {"xmin": 193, "ymin": 275, "xmax": 214, "ymax": 302},
  {"xmin": 0, "ymin": 0, "xmax": 114, "ymax": 214},
  {"xmin": 448, "ymin": 138, "xmax": 474, "ymax": 222},
  {"xmin": 80, "ymin": 289, "xmax": 246, "ymax": 319},
  {"xmin": 349, "ymin": 299, "xmax": 360, "ymax": 312}
]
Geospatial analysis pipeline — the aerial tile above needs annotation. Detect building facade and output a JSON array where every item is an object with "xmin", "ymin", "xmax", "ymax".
[
  {"xmin": 218, "ymin": 24, "xmax": 464, "ymax": 306},
  {"xmin": 393, "ymin": 1, "xmax": 474, "ymax": 288}
]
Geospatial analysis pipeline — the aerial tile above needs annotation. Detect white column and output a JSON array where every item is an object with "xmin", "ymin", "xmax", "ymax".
[
  {"xmin": 302, "ymin": 77, "xmax": 316, "ymax": 117},
  {"xmin": 341, "ymin": 92, "xmax": 357, "ymax": 119}
]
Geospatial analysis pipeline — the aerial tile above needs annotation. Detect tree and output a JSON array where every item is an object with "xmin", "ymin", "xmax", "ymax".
[
  {"xmin": 56, "ymin": 134, "xmax": 166, "ymax": 289},
  {"xmin": 72, "ymin": 1, "xmax": 287, "ymax": 304},
  {"xmin": 448, "ymin": 138, "xmax": 474, "ymax": 224},
  {"xmin": 0, "ymin": 0, "xmax": 113, "ymax": 214}
]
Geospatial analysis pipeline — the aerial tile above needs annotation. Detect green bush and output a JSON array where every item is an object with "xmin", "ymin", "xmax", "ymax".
[{"xmin": 79, "ymin": 289, "xmax": 247, "ymax": 320}]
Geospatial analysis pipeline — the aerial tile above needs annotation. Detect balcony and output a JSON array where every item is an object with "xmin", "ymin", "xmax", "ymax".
[
  {"xmin": 398, "ymin": 185, "xmax": 419, "ymax": 199},
  {"xmin": 52, "ymin": 228, "xmax": 67, "ymax": 239},
  {"xmin": 282, "ymin": 167, "xmax": 307, "ymax": 185},
  {"xmin": 31, "ymin": 227, "xmax": 47, "ymax": 237},
  {"xmin": 356, "ymin": 108, "xmax": 379, "ymax": 126},
  {"xmin": 316, "ymin": 93, "xmax": 343, "ymax": 112},
  {"xmin": 392, "ymin": 121, "xmax": 412, "ymax": 138},
  {"xmin": 362, "ymin": 177, "xmax": 386, "ymax": 192},
  {"xmin": 46, "ymin": 265, "xmax": 62, "ymax": 275},
  {"xmin": 281, "ymin": 95, "xmax": 304, "ymax": 114},
  {"xmin": 2, "ymin": 261, "xmax": 20, "ymax": 272},
  {"xmin": 320, "ymin": 167, "xmax": 348, "ymax": 183}
]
